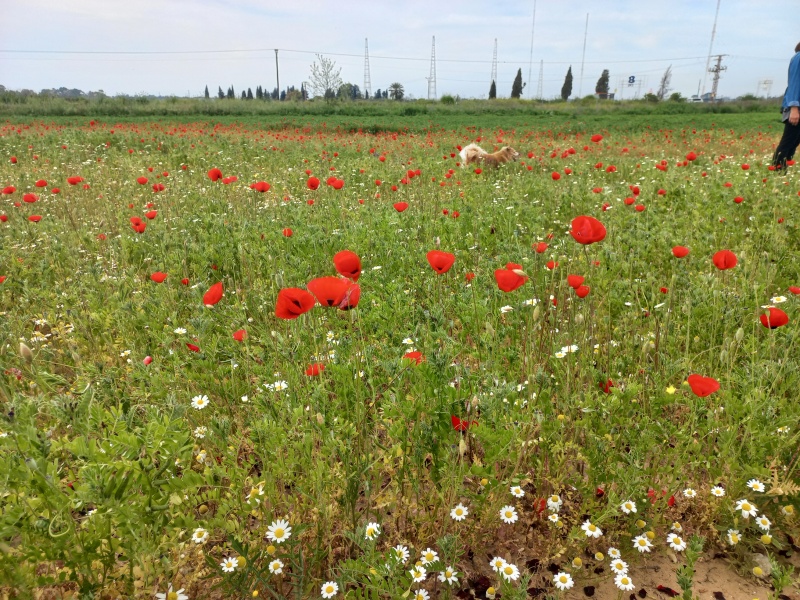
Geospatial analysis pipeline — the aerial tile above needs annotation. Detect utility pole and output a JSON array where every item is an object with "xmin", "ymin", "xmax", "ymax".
[
  {"xmin": 578, "ymin": 13, "xmax": 589, "ymax": 97},
  {"xmin": 527, "ymin": 0, "xmax": 537, "ymax": 98},
  {"xmin": 536, "ymin": 59, "xmax": 543, "ymax": 100},
  {"xmin": 708, "ymin": 54, "xmax": 727, "ymax": 101},
  {"xmin": 490, "ymin": 39, "xmax": 498, "ymax": 93},
  {"xmin": 274, "ymin": 49, "xmax": 280, "ymax": 100},
  {"xmin": 364, "ymin": 39, "xmax": 372, "ymax": 99},
  {"xmin": 427, "ymin": 36, "xmax": 437, "ymax": 100}
]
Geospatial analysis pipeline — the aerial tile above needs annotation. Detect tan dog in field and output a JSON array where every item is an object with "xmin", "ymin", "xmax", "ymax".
[{"xmin": 459, "ymin": 143, "xmax": 520, "ymax": 168}]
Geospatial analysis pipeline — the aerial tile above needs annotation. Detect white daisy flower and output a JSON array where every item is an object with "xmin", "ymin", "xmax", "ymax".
[
  {"xmin": 412, "ymin": 591, "xmax": 429, "ymax": 600},
  {"xmin": 266, "ymin": 519, "xmax": 292, "ymax": 544},
  {"xmin": 419, "ymin": 548, "xmax": 438, "ymax": 565},
  {"xmin": 402, "ymin": 337, "xmax": 415, "ymax": 345},
  {"xmin": 409, "ymin": 566, "xmax": 426, "ymax": 583},
  {"xmin": 450, "ymin": 503, "xmax": 468, "ymax": 521},
  {"xmin": 671, "ymin": 522, "xmax": 683, "ymax": 532},
  {"xmin": 268, "ymin": 559, "xmax": 284, "ymax": 574},
  {"xmin": 220, "ymin": 556, "xmax": 238, "ymax": 572},
  {"xmin": 683, "ymin": 488, "xmax": 697, "ymax": 498},
  {"xmin": 609, "ymin": 559, "xmax": 628, "ymax": 575},
  {"xmin": 438, "ymin": 567, "xmax": 458, "ymax": 585},
  {"xmin": 320, "ymin": 581, "xmax": 339, "ymax": 598},
  {"xmin": 747, "ymin": 479, "xmax": 766, "ymax": 493},
  {"xmin": 607, "ymin": 547, "xmax": 621, "ymax": 559},
  {"xmin": 667, "ymin": 533, "xmax": 687, "ymax": 551},
  {"xmin": 727, "ymin": 529, "xmax": 740, "ymax": 546},
  {"xmin": 756, "ymin": 516, "xmax": 771, "ymax": 531},
  {"xmin": 547, "ymin": 494, "xmax": 562, "ymax": 512},
  {"xmin": 155, "ymin": 585, "xmax": 188, "ymax": 600},
  {"xmin": 500, "ymin": 305, "xmax": 514, "ymax": 314},
  {"xmin": 581, "ymin": 520, "xmax": 603, "ymax": 538},
  {"xmin": 489, "ymin": 556, "xmax": 507, "ymax": 572},
  {"xmin": 771, "ymin": 295, "xmax": 787, "ymax": 304},
  {"xmin": 191, "ymin": 527, "xmax": 209, "ymax": 544},
  {"xmin": 500, "ymin": 562, "xmax": 520, "ymax": 581},
  {"xmin": 735, "ymin": 499, "xmax": 758, "ymax": 518},
  {"xmin": 174, "ymin": 327, "xmax": 187, "ymax": 335},
  {"xmin": 364, "ymin": 522, "xmax": 380, "ymax": 540},
  {"xmin": 548, "ymin": 513, "xmax": 560, "ymax": 524},
  {"xmin": 553, "ymin": 572, "xmax": 574, "ymax": 590},
  {"xmin": 510, "ymin": 485, "xmax": 525, "ymax": 498},
  {"xmin": 499, "ymin": 505, "xmax": 518, "ymax": 524},
  {"xmin": 633, "ymin": 534, "xmax": 652, "ymax": 553},
  {"xmin": 190, "ymin": 395, "xmax": 209, "ymax": 410},
  {"xmin": 615, "ymin": 573, "xmax": 635, "ymax": 591},
  {"xmin": 393, "ymin": 544, "xmax": 410, "ymax": 564},
  {"xmin": 710, "ymin": 486, "xmax": 725, "ymax": 498},
  {"xmin": 193, "ymin": 426, "xmax": 207, "ymax": 439},
  {"xmin": 620, "ymin": 500, "xmax": 637, "ymax": 514}
]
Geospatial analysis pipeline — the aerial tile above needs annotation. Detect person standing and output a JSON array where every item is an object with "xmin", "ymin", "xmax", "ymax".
[{"xmin": 772, "ymin": 42, "xmax": 800, "ymax": 169}]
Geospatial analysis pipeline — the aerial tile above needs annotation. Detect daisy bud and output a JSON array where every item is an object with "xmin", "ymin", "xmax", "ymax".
[
  {"xmin": 594, "ymin": 552, "xmax": 604, "ymax": 561},
  {"xmin": 636, "ymin": 519, "xmax": 646, "ymax": 529},
  {"xmin": 198, "ymin": 505, "xmax": 209, "ymax": 515},
  {"xmin": 572, "ymin": 557, "xmax": 582, "ymax": 568},
  {"xmin": 646, "ymin": 531, "xmax": 656, "ymax": 540},
  {"xmin": 761, "ymin": 534, "xmax": 772, "ymax": 545},
  {"xmin": 19, "ymin": 342, "xmax": 33, "ymax": 363},
  {"xmin": 267, "ymin": 545, "xmax": 276, "ymax": 555}
]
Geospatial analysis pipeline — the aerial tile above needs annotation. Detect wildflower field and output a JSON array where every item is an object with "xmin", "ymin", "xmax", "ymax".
[{"xmin": 1, "ymin": 111, "xmax": 799, "ymax": 599}]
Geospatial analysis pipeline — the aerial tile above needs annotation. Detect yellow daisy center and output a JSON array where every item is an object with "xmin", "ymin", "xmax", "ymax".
[
  {"xmin": 324, "ymin": 585, "xmax": 334, "ymax": 593},
  {"xmin": 168, "ymin": 593, "xmax": 178, "ymax": 600},
  {"xmin": 621, "ymin": 577, "xmax": 630, "ymax": 585},
  {"xmin": 504, "ymin": 566, "xmax": 513, "ymax": 575},
  {"xmin": 455, "ymin": 508, "xmax": 463, "ymax": 515},
  {"xmin": 274, "ymin": 528, "xmax": 284, "ymax": 538},
  {"xmin": 559, "ymin": 575, "xmax": 568, "ymax": 583},
  {"xmin": 367, "ymin": 527, "xmax": 374, "ymax": 536},
  {"xmin": 588, "ymin": 524, "xmax": 596, "ymax": 531},
  {"xmin": 445, "ymin": 570, "xmax": 452, "ymax": 577}
]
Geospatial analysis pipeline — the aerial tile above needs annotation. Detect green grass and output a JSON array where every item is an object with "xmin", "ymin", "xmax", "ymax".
[{"xmin": 0, "ymin": 114, "xmax": 798, "ymax": 599}]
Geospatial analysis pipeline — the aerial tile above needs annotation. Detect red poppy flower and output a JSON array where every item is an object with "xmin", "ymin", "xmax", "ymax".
[
  {"xmin": 451, "ymin": 415, "xmax": 478, "ymax": 431},
  {"xmin": 34, "ymin": 179, "xmax": 47, "ymax": 188},
  {"xmin": 208, "ymin": 168, "xmax": 223, "ymax": 182},
  {"xmin": 150, "ymin": 272, "xmax": 167, "ymax": 283},
  {"xmin": 426, "ymin": 250, "xmax": 456, "ymax": 274},
  {"xmin": 144, "ymin": 210, "xmax": 158, "ymax": 220},
  {"xmin": 251, "ymin": 181, "xmax": 271, "ymax": 192},
  {"xmin": 672, "ymin": 246, "xmax": 690, "ymax": 258},
  {"xmin": 734, "ymin": 196, "xmax": 744, "ymax": 204},
  {"xmin": 96, "ymin": 233, "xmax": 106, "ymax": 240},
  {"xmin": 393, "ymin": 202, "xmax": 409, "ymax": 212},
  {"xmin": 599, "ymin": 378, "xmax": 614, "ymax": 393},
  {"xmin": 10, "ymin": 157, "xmax": 17, "ymax": 164},
  {"xmin": 660, "ymin": 287, "xmax": 669, "ymax": 294},
  {"xmin": 569, "ymin": 215, "xmax": 606, "ymax": 245},
  {"xmin": 307, "ymin": 176, "xmax": 320, "ymax": 190},
  {"xmin": 331, "ymin": 178, "xmax": 344, "ymax": 190},
  {"xmin": 275, "ymin": 287, "xmax": 316, "ymax": 319},
  {"xmin": 186, "ymin": 343, "xmax": 200, "ymax": 353},
  {"xmin": 635, "ymin": 204, "xmax": 645, "ymax": 212},
  {"xmin": 67, "ymin": 176, "xmax": 83, "ymax": 185},
  {"xmin": 305, "ymin": 363, "xmax": 325, "ymax": 376},
  {"xmin": 789, "ymin": 286, "xmax": 800, "ymax": 295},
  {"xmin": 741, "ymin": 163, "xmax": 750, "ymax": 170},
  {"xmin": 712, "ymin": 250, "xmax": 737, "ymax": 270},
  {"xmin": 567, "ymin": 274, "xmax": 584, "ymax": 289},
  {"xmin": 403, "ymin": 351, "xmax": 424, "ymax": 364},
  {"xmin": 23, "ymin": 193, "xmax": 38, "ymax": 203},
  {"xmin": 686, "ymin": 151, "xmax": 697, "ymax": 161},
  {"xmin": 333, "ymin": 250, "xmax": 361, "ymax": 281},
  {"xmin": 546, "ymin": 260, "xmax": 558, "ymax": 270},
  {"xmin": 203, "ymin": 282, "xmax": 224, "ymax": 306},
  {"xmin": 233, "ymin": 329, "xmax": 247, "ymax": 341},
  {"xmin": 1, "ymin": 186, "xmax": 14, "ymax": 195},
  {"xmin": 551, "ymin": 172, "xmax": 561, "ymax": 180},
  {"xmin": 760, "ymin": 307, "xmax": 789, "ymax": 329},
  {"xmin": 0, "ymin": 276, "xmax": 5, "ymax": 284},
  {"xmin": 152, "ymin": 183, "xmax": 165, "ymax": 192},
  {"xmin": 307, "ymin": 276, "xmax": 350, "ymax": 307},
  {"xmin": 181, "ymin": 278, "xmax": 189, "ymax": 285},
  {"xmin": 143, "ymin": 355, "xmax": 153, "ymax": 365},
  {"xmin": 576, "ymin": 285, "xmax": 591, "ymax": 298},
  {"xmin": 687, "ymin": 374, "xmax": 719, "ymax": 397},
  {"xmin": 534, "ymin": 242, "xmax": 548, "ymax": 253},
  {"xmin": 494, "ymin": 263, "xmax": 527, "ymax": 292},
  {"xmin": 28, "ymin": 215, "xmax": 42, "ymax": 222},
  {"xmin": 136, "ymin": 176, "xmax": 148, "ymax": 185},
  {"xmin": 465, "ymin": 272, "xmax": 475, "ymax": 282},
  {"xmin": 591, "ymin": 134, "xmax": 603, "ymax": 143},
  {"xmin": 282, "ymin": 228, "xmax": 293, "ymax": 237}
]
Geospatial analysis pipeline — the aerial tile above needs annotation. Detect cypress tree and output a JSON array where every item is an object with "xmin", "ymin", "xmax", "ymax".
[
  {"xmin": 489, "ymin": 80, "xmax": 497, "ymax": 99},
  {"xmin": 510, "ymin": 69, "xmax": 523, "ymax": 99},
  {"xmin": 561, "ymin": 66, "xmax": 573, "ymax": 100}
]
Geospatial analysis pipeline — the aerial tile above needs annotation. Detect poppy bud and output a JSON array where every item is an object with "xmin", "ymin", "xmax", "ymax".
[{"xmin": 19, "ymin": 342, "xmax": 33, "ymax": 363}]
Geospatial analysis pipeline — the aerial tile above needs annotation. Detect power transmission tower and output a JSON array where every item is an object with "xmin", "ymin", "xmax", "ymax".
[
  {"xmin": 702, "ymin": 0, "xmax": 722, "ymax": 98},
  {"xmin": 536, "ymin": 59, "xmax": 543, "ymax": 100},
  {"xmin": 708, "ymin": 54, "xmax": 727, "ymax": 101},
  {"xmin": 490, "ymin": 39, "xmax": 498, "ymax": 91},
  {"xmin": 363, "ymin": 38, "xmax": 372, "ymax": 99},
  {"xmin": 427, "ymin": 36, "xmax": 437, "ymax": 100}
]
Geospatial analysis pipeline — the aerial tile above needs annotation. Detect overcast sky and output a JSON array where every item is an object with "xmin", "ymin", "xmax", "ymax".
[{"xmin": 0, "ymin": 0, "xmax": 793, "ymax": 101}]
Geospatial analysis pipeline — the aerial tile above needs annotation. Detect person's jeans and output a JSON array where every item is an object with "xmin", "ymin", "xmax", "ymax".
[{"xmin": 773, "ymin": 119, "xmax": 800, "ymax": 169}]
